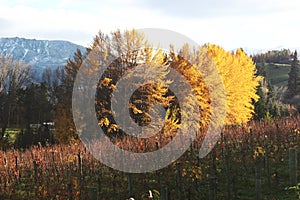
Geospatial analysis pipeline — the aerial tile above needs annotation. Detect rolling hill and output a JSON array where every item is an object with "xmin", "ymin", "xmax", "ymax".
[{"xmin": 266, "ymin": 63, "xmax": 290, "ymax": 87}]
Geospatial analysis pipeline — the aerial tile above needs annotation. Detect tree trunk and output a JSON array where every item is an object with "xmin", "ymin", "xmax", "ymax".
[{"xmin": 1, "ymin": 126, "xmax": 7, "ymax": 139}]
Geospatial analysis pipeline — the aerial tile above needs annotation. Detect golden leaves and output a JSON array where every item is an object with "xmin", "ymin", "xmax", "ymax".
[
  {"xmin": 94, "ymin": 29, "xmax": 261, "ymax": 138},
  {"xmin": 206, "ymin": 44, "xmax": 262, "ymax": 124},
  {"xmin": 253, "ymin": 146, "xmax": 265, "ymax": 159},
  {"xmin": 108, "ymin": 124, "xmax": 118, "ymax": 132},
  {"xmin": 98, "ymin": 117, "xmax": 110, "ymax": 127},
  {"xmin": 99, "ymin": 77, "xmax": 112, "ymax": 87}
]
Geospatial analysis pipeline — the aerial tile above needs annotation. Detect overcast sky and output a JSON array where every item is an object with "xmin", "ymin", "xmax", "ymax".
[{"xmin": 0, "ymin": 0, "xmax": 299, "ymax": 51}]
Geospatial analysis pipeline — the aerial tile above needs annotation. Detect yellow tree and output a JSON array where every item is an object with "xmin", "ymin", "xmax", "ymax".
[
  {"xmin": 162, "ymin": 42, "xmax": 260, "ymax": 137},
  {"xmin": 85, "ymin": 30, "xmax": 175, "ymax": 140},
  {"xmin": 205, "ymin": 44, "xmax": 261, "ymax": 124}
]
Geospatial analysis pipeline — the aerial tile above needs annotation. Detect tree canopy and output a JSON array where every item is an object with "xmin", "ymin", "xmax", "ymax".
[{"xmin": 68, "ymin": 29, "xmax": 261, "ymax": 142}]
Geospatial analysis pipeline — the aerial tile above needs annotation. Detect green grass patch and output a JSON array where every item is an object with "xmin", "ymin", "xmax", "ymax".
[
  {"xmin": 265, "ymin": 63, "xmax": 291, "ymax": 87},
  {"xmin": 2, "ymin": 128, "xmax": 25, "ymax": 144}
]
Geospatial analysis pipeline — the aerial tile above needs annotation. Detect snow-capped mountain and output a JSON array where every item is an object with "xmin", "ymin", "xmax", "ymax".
[{"xmin": 0, "ymin": 37, "xmax": 85, "ymax": 71}]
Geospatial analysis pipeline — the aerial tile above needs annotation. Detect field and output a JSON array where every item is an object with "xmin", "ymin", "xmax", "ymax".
[
  {"xmin": 265, "ymin": 63, "xmax": 291, "ymax": 87},
  {"xmin": 0, "ymin": 116, "xmax": 299, "ymax": 200}
]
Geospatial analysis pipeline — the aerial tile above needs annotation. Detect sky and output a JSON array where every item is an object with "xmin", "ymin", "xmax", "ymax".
[{"xmin": 0, "ymin": 0, "xmax": 299, "ymax": 52}]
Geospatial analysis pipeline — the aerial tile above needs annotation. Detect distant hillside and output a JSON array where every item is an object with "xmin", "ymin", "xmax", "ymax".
[
  {"xmin": 0, "ymin": 37, "xmax": 86, "ymax": 72},
  {"xmin": 255, "ymin": 62, "xmax": 291, "ymax": 87},
  {"xmin": 253, "ymin": 49, "xmax": 296, "ymax": 88},
  {"xmin": 265, "ymin": 63, "xmax": 290, "ymax": 87}
]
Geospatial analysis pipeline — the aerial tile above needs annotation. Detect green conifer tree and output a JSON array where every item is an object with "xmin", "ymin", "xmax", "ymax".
[{"xmin": 287, "ymin": 51, "xmax": 300, "ymax": 99}]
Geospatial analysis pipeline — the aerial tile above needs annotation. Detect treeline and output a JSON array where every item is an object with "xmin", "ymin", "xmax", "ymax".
[
  {"xmin": 0, "ymin": 50, "xmax": 86, "ymax": 146},
  {"xmin": 252, "ymin": 48, "xmax": 293, "ymax": 64},
  {"xmin": 0, "ymin": 52, "xmax": 80, "ymax": 146}
]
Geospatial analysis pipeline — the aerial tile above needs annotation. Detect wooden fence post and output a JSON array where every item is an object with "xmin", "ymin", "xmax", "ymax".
[
  {"xmin": 208, "ymin": 176, "xmax": 216, "ymax": 200},
  {"xmin": 15, "ymin": 156, "xmax": 20, "ymax": 182},
  {"xmin": 78, "ymin": 153, "xmax": 82, "ymax": 176},
  {"xmin": 160, "ymin": 185, "xmax": 168, "ymax": 200},
  {"xmin": 51, "ymin": 151, "xmax": 55, "ymax": 163},
  {"xmin": 264, "ymin": 145, "xmax": 271, "ymax": 186},
  {"xmin": 96, "ymin": 168, "xmax": 101, "ymax": 197},
  {"xmin": 127, "ymin": 173, "xmax": 132, "ymax": 197},
  {"xmin": 88, "ymin": 187, "xmax": 98, "ymax": 200},
  {"xmin": 67, "ymin": 182, "xmax": 73, "ymax": 199},
  {"xmin": 255, "ymin": 167, "xmax": 262, "ymax": 200},
  {"xmin": 77, "ymin": 153, "xmax": 83, "ymax": 199},
  {"xmin": 222, "ymin": 134, "xmax": 231, "ymax": 199},
  {"xmin": 289, "ymin": 148, "xmax": 297, "ymax": 186},
  {"xmin": 176, "ymin": 163, "xmax": 182, "ymax": 200},
  {"xmin": 33, "ymin": 161, "xmax": 38, "ymax": 181},
  {"xmin": 155, "ymin": 142, "xmax": 161, "ymax": 185},
  {"xmin": 15, "ymin": 156, "xmax": 18, "ymax": 170}
]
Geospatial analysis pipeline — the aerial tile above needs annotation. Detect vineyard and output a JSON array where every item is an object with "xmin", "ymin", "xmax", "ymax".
[{"xmin": 0, "ymin": 116, "xmax": 299, "ymax": 200}]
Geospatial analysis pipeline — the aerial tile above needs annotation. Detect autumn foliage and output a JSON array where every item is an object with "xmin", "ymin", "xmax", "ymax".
[
  {"xmin": 205, "ymin": 44, "xmax": 261, "ymax": 124},
  {"xmin": 84, "ymin": 29, "xmax": 261, "ymax": 138}
]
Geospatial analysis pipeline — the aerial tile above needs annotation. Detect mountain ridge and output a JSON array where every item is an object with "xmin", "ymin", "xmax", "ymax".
[{"xmin": 0, "ymin": 37, "xmax": 86, "ymax": 71}]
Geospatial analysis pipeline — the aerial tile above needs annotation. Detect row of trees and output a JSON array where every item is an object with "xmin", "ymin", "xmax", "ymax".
[
  {"xmin": 2, "ymin": 29, "xmax": 298, "ymax": 145},
  {"xmin": 252, "ymin": 49, "xmax": 293, "ymax": 64},
  {"xmin": 0, "ymin": 55, "xmax": 31, "ymax": 138},
  {"xmin": 68, "ymin": 30, "xmax": 261, "ymax": 142},
  {"xmin": 286, "ymin": 51, "xmax": 300, "ymax": 104},
  {"xmin": 0, "ymin": 54, "xmax": 68, "ymax": 144}
]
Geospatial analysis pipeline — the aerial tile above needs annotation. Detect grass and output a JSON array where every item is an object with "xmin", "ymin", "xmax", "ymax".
[
  {"xmin": 1, "ymin": 128, "xmax": 24, "ymax": 145},
  {"xmin": 265, "ymin": 63, "xmax": 291, "ymax": 87}
]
